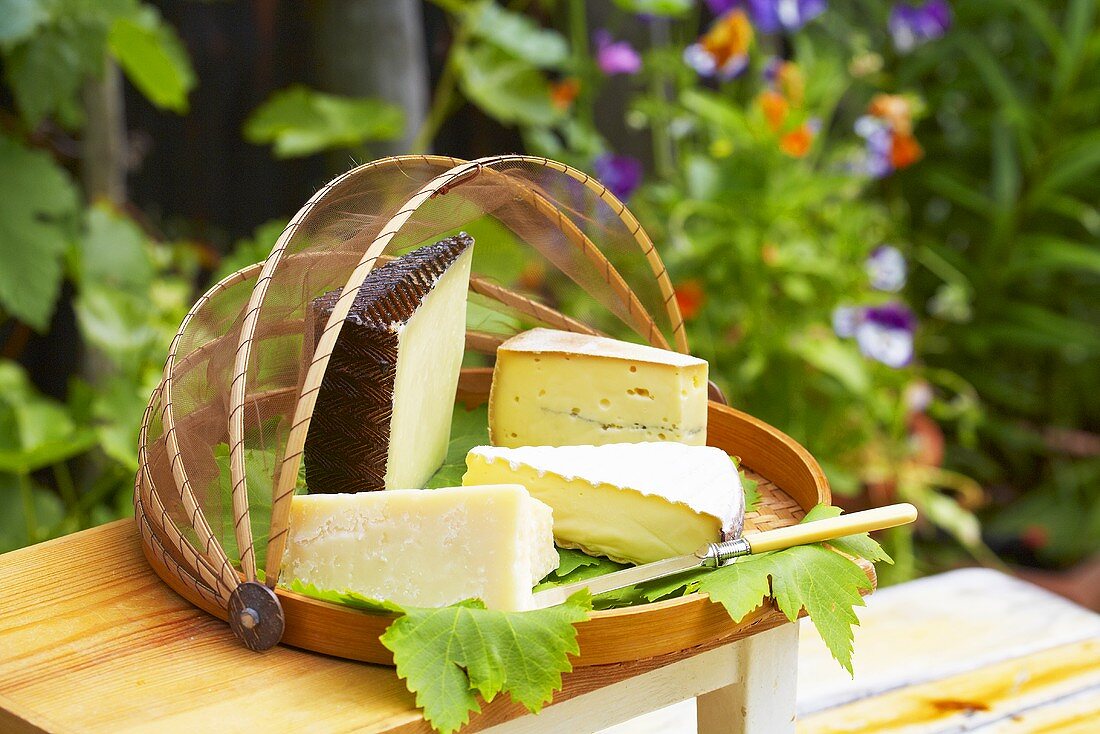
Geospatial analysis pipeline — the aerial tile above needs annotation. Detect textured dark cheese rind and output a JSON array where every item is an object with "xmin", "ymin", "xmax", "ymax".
[{"xmin": 303, "ymin": 233, "xmax": 474, "ymax": 493}]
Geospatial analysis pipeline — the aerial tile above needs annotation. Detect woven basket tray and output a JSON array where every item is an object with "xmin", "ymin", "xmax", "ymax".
[{"xmin": 134, "ymin": 154, "xmax": 846, "ymax": 664}]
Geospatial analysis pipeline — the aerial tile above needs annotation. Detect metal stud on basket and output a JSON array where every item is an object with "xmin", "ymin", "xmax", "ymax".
[{"xmin": 135, "ymin": 154, "xmax": 834, "ymax": 658}]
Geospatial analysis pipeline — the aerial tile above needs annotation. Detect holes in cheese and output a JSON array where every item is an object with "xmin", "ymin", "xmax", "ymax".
[
  {"xmin": 304, "ymin": 234, "xmax": 474, "ymax": 493},
  {"xmin": 282, "ymin": 485, "xmax": 559, "ymax": 611},
  {"xmin": 463, "ymin": 443, "xmax": 744, "ymax": 565},
  {"xmin": 488, "ymin": 328, "xmax": 708, "ymax": 448}
]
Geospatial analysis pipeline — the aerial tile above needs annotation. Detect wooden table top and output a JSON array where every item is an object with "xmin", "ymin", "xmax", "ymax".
[{"xmin": 0, "ymin": 519, "xmax": 785, "ymax": 734}]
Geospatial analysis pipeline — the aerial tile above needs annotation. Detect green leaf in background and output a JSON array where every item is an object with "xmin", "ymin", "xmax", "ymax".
[
  {"xmin": 213, "ymin": 219, "xmax": 288, "ymax": 281},
  {"xmin": 0, "ymin": 0, "xmax": 47, "ymax": 46},
  {"xmin": 244, "ymin": 85, "xmax": 405, "ymax": 158},
  {"xmin": 0, "ymin": 135, "xmax": 78, "ymax": 329},
  {"xmin": 380, "ymin": 591, "xmax": 591, "ymax": 734},
  {"xmin": 466, "ymin": 1, "xmax": 568, "ymax": 69},
  {"xmin": 76, "ymin": 204, "xmax": 154, "ymax": 293},
  {"xmin": 0, "ymin": 473, "xmax": 65, "ymax": 552},
  {"xmin": 425, "ymin": 404, "xmax": 489, "ymax": 489},
  {"xmin": 4, "ymin": 25, "xmax": 91, "ymax": 127},
  {"xmin": 0, "ymin": 361, "xmax": 96, "ymax": 474},
  {"xmin": 74, "ymin": 287, "xmax": 161, "ymax": 365},
  {"xmin": 612, "ymin": 0, "xmax": 693, "ymax": 16},
  {"xmin": 108, "ymin": 7, "xmax": 195, "ymax": 113},
  {"xmin": 455, "ymin": 44, "xmax": 562, "ymax": 127},
  {"xmin": 790, "ymin": 336, "xmax": 871, "ymax": 396}
]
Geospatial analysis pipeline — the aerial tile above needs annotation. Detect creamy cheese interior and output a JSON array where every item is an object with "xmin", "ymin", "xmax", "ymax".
[
  {"xmin": 385, "ymin": 245, "xmax": 474, "ymax": 489},
  {"xmin": 489, "ymin": 328, "xmax": 709, "ymax": 448},
  {"xmin": 282, "ymin": 485, "xmax": 558, "ymax": 611},
  {"xmin": 463, "ymin": 443, "xmax": 743, "ymax": 565}
]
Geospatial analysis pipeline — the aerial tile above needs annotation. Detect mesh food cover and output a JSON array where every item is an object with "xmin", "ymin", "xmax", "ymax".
[{"xmin": 135, "ymin": 155, "xmax": 687, "ymax": 649}]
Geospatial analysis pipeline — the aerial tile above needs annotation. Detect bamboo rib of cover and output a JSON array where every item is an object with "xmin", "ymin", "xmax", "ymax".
[
  {"xmin": 252, "ymin": 155, "xmax": 689, "ymax": 587},
  {"xmin": 149, "ymin": 256, "xmax": 604, "ymax": 608}
]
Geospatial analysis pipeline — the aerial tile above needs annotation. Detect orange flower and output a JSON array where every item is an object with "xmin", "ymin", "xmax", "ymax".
[
  {"xmin": 868, "ymin": 93, "xmax": 914, "ymax": 135},
  {"xmin": 780, "ymin": 122, "xmax": 816, "ymax": 158},
  {"xmin": 550, "ymin": 78, "xmax": 580, "ymax": 111},
  {"xmin": 685, "ymin": 10, "xmax": 754, "ymax": 80},
  {"xmin": 775, "ymin": 61, "xmax": 805, "ymax": 107},
  {"xmin": 674, "ymin": 280, "xmax": 706, "ymax": 320},
  {"xmin": 758, "ymin": 90, "xmax": 789, "ymax": 132},
  {"xmin": 890, "ymin": 130, "xmax": 923, "ymax": 169}
]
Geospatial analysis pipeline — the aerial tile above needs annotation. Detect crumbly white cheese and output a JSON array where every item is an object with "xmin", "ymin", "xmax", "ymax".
[
  {"xmin": 282, "ymin": 485, "xmax": 559, "ymax": 611},
  {"xmin": 464, "ymin": 443, "xmax": 744, "ymax": 565},
  {"xmin": 489, "ymin": 328, "xmax": 709, "ymax": 448}
]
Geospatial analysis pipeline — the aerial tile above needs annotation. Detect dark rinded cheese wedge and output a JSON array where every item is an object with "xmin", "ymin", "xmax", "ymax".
[{"xmin": 304, "ymin": 234, "xmax": 474, "ymax": 493}]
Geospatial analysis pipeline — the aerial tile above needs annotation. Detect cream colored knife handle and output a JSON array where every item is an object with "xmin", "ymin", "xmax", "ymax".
[
  {"xmin": 748, "ymin": 503, "xmax": 917, "ymax": 553},
  {"xmin": 698, "ymin": 503, "xmax": 918, "ymax": 567}
]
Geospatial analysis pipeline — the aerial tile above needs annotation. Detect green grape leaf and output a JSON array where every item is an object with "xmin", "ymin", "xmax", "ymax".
[
  {"xmin": 108, "ymin": 7, "xmax": 195, "ymax": 113},
  {"xmin": 636, "ymin": 503, "xmax": 881, "ymax": 674},
  {"xmin": 0, "ymin": 135, "xmax": 79, "ymax": 329},
  {"xmin": 425, "ymin": 404, "xmax": 489, "ymax": 489},
  {"xmin": 801, "ymin": 504, "xmax": 894, "ymax": 564},
  {"xmin": 286, "ymin": 579, "xmax": 404, "ymax": 615},
  {"xmin": 244, "ymin": 85, "xmax": 405, "ymax": 158},
  {"xmin": 742, "ymin": 473, "xmax": 761, "ymax": 513},
  {"xmin": 455, "ymin": 43, "xmax": 562, "ymax": 127},
  {"xmin": 769, "ymin": 544, "xmax": 871, "ymax": 674},
  {"xmin": 381, "ymin": 591, "xmax": 591, "ymax": 734},
  {"xmin": 466, "ymin": 1, "xmax": 568, "ymax": 69},
  {"xmin": 551, "ymin": 548, "xmax": 607, "ymax": 578}
]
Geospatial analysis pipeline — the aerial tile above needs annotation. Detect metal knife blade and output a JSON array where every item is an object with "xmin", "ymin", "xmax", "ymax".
[{"xmin": 530, "ymin": 552, "xmax": 705, "ymax": 610}]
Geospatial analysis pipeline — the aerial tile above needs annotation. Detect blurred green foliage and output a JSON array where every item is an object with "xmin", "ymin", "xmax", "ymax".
[{"xmin": 886, "ymin": 0, "xmax": 1100, "ymax": 565}]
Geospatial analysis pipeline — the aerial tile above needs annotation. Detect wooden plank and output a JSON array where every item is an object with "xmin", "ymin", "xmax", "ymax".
[
  {"xmin": 697, "ymin": 623, "xmax": 798, "ymax": 734},
  {"xmin": 797, "ymin": 639, "xmax": 1100, "ymax": 733},
  {"xmin": 0, "ymin": 520, "xmax": 801, "ymax": 734},
  {"xmin": 797, "ymin": 568, "xmax": 1100, "ymax": 716}
]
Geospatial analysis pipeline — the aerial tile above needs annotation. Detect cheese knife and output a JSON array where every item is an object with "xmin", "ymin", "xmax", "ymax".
[{"xmin": 530, "ymin": 503, "xmax": 918, "ymax": 609}]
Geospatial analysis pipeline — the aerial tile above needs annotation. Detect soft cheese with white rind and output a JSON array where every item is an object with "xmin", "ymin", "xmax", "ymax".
[
  {"xmin": 489, "ymin": 328, "xmax": 708, "ymax": 448},
  {"xmin": 463, "ymin": 443, "xmax": 744, "ymax": 565},
  {"xmin": 282, "ymin": 485, "xmax": 558, "ymax": 611}
]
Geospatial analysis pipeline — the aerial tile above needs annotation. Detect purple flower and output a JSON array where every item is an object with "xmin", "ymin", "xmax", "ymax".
[
  {"xmin": 889, "ymin": 0, "xmax": 951, "ymax": 53},
  {"xmin": 594, "ymin": 154, "xmax": 643, "ymax": 200},
  {"xmin": 705, "ymin": 0, "xmax": 739, "ymax": 13},
  {"xmin": 595, "ymin": 31, "xmax": 642, "ymax": 76},
  {"xmin": 866, "ymin": 245, "xmax": 907, "ymax": 292},
  {"xmin": 855, "ymin": 115, "xmax": 895, "ymax": 178},
  {"xmin": 856, "ymin": 302, "xmax": 916, "ymax": 367},
  {"xmin": 832, "ymin": 305, "xmax": 861, "ymax": 338},
  {"xmin": 762, "ymin": 56, "xmax": 784, "ymax": 86},
  {"xmin": 746, "ymin": 0, "xmax": 827, "ymax": 34}
]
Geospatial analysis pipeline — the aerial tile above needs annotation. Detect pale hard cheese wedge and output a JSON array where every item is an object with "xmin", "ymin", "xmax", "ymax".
[
  {"xmin": 304, "ymin": 234, "xmax": 474, "ymax": 493},
  {"xmin": 282, "ymin": 485, "xmax": 559, "ymax": 611},
  {"xmin": 463, "ymin": 443, "xmax": 744, "ymax": 565},
  {"xmin": 489, "ymin": 328, "xmax": 708, "ymax": 448}
]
